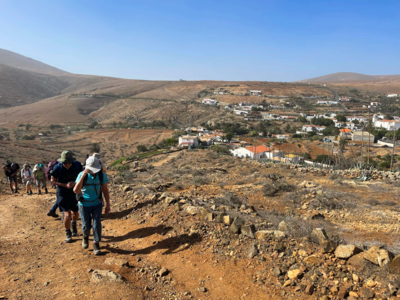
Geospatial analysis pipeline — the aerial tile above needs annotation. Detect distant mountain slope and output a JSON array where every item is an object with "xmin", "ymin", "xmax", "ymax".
[
  {"xmin": 0, "ymin": 64, "xmax": 69, "ymax": 108},
  {"xmin": 0, "ymin": 48, "xmax": 68, "ymax": 76},
  {"xmin": 300, "ymin": 72, "xmax": 378, "ymax": 83}
]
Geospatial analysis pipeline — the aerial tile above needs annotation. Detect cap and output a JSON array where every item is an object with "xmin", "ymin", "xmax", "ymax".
[{"xmin": 85, "ymin": 156, "xmax": 102, "ymax": 174}]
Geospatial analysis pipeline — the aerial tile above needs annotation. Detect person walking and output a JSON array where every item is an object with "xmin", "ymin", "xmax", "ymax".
[
  {"xmin": 74, "ymin": 156, "xmax": 110, "ymax": 255},
  {"xmin": 21, "ymin": 164, "xmax": 33, "ymax": 195},
  {"xmin": 2, "ymin": 160, "xmax": 20, "ymax": 194},
  {"xmin": 51, "ymin": 150, "xmax": 83, "ymax": 243},
  {"xmin": 33, "ymin": 164, "xmax": 48, "ymax": 195}
]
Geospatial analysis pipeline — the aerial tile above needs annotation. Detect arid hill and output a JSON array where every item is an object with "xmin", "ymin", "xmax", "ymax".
[
  {"xmin": 0, "ymin": 48, "xmax": 68, "ymax": 76},
  {"xmin": 300, "ymin": 72, "xmax": 400, "ymax": 83}
]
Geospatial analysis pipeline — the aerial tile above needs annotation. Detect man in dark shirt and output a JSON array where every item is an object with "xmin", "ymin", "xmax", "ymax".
[
  {"xmin": 51, "ymin": 151, "xmax": 83, "ymax": 243},
  {"xmin": 2, "ymin": 161, "xmax": 20, "ymax": 194}
]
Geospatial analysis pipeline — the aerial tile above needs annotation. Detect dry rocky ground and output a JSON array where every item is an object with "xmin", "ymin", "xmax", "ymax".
[{"xmin": 2, "ymin": 150, "xmax": 400, "ymax": 299}]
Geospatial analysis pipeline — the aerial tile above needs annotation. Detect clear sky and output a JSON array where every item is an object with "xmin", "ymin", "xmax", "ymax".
[{"xmin": 0, "ymin": 0, "xmax": 399, "ymax": 81}]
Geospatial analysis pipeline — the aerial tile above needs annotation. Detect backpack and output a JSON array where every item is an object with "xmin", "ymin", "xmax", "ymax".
[
  {"xmin": 45, "ymin": 160, "xmax": 59, "ymax": 180},
  {"xmin": 76, "ymin": 171, "xmax": 104, "ymax": 204}
]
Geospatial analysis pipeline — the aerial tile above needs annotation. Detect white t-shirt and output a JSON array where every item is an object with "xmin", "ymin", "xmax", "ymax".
[{"xmin": 21, "ymin": 168, "xmax": 32, "ymax": 179}]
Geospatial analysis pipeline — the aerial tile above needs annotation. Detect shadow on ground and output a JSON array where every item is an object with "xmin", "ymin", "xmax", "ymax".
[
  {"xmin": 104, "ymin": 233, "xmax": 202, "ymax": 256},
  {"xmin": 103, "ymin": 225, "xmax": 173, "ymax": 243}
]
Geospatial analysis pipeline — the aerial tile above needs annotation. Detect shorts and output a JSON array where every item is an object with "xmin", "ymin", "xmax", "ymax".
[
  {"xmin": 22, "ymin": 178, "xmax": 32, "ymax": 186},
  {"xmin": 56, "ymin": 193, "xmax": 79, "ymax": 212},
  {"xmin": 36, "ymin": 178, "xmax": 47, "ymax": 187},
  {"xmin": 7, "ymin": 175, "xmax": 17, "ymax": 183}
]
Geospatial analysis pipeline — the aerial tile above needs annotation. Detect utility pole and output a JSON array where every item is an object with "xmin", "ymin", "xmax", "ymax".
[
  {"xmin": 391, "ymin": 126, "xmax": 396, "ymax": 172},
  {"xmin": 368, "ymin": 109, "xmax": 371, "ymax": 164}
]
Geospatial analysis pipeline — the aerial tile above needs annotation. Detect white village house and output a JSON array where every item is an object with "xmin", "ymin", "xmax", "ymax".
[
  {"xmin": 178, "ymin": 136, "xmax": 199, "ymax": 148},
  {"xmin": 249, "ymin": 90, "xmax": 262, "ymax": 96},
  {"xmin": 202, "ymin": 98, "xmax": 218, "ymax": 106},
  {"xmin": 374, "ymin": 119, "xmax": 400, "ymax": 131},
  {"xmin": 230, "ymin": 145, "xmax": 272, "ymax": 160}
]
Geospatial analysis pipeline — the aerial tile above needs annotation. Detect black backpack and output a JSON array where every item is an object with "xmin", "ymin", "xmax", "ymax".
[{"xmin": 76, "ymin": 171, "xmax": 104, "ymax": 204}]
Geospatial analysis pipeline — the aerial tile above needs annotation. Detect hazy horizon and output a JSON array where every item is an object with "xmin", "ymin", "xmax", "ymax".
[{"xmin": 1, "ymin": 0, "xmax": 399, "ymax": 81}]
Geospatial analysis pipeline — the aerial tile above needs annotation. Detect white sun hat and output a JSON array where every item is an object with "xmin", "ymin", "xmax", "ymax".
[{"xmin": 85, "ymin": 156, "xmax": 102, "ymax": 173}]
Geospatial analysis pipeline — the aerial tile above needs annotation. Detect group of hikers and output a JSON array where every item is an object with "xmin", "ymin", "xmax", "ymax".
[{"xmin": 2, "ymin": 151, "xmax": 110, "ymax": 255}]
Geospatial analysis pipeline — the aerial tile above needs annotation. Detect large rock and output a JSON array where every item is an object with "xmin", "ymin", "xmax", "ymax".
[
  {"xmin": 247, "ymin": 245, "xmax": 259, "ymax": 259},
  {"xmin": 389, "ymin": 255, "xmax": 400, "ymax": 274},
  {"xmin": 104, "ymin": 258, "xmax": 129, "ymax": 267},
  {"xmin": 320, "ymin": 240, "xmax": 337, "ymax": 253},
  {"xmin": 347, "ymin": 253, "xmax": 375, "ymax": 272},
  {"xmin": 310, "ymin": 228, "xmax": 329, "ymax": 245},
  {"xmin": 364, "ymin": 246, "xmax": 394, "ymax": 267},
  {"xmin": 196, "ymin": 207, "xmax": 208, "ymax": 220},
  {"xmin": 90, "ymin": 270, "xmax": 124, "ymax": 283},
  {"xmin": 335, "ymin": 244, "xmax": 362, "ymax": 259},
  {"xmin": 230, "ymin": 217, "xmax": 244, "ymax": 234},
  {"xmin": 255, "ymin": 230, "xmax": 273, "ymax": 241},
  {"xmin": 287, "ymin": 269, "xmax": 302, "ymax": 280},
  {"xmin": 278, "ymin": 220, "xmax": 288, "ymax": 232},
  {"xmin": 241, "ymin": 225, "xmax": 256, "ymax": 239},
  {"xmin": 273, "ymin": 230, "xmax": 286, "ymax": 241},
  {"xmin": 185, "ymin": 206, "xmax": 199, "ymax": 216}
]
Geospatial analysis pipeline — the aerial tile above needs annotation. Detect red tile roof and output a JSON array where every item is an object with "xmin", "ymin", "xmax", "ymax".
[{"xmin": 245, "ymin": 145, "xmax": 271, "ymax": 154}]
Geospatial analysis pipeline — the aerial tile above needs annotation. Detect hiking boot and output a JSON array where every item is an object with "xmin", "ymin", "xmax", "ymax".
[
  {"xmin": 29, "ymin": 190, "xmax": 33, "ymax": 195},
  {"xmin": 45, "ymin": 188, "xmax": 48, "ymax": 194},
  {"xmin": 82, "ymin": 237, "xmax": 89, "ymax": 249},
  {"xmin": 38, "ymin": 190, "xmax": 41, "ymax": 195},
  {"xmin": 46, "ymin": 210, "xmax": 59, "ymax": 218},
  {"xmin": 27, "ymin": 192, "xmax": 30, "ymax": 196},
  {"xmin": 71, "ymin": 223, "xmax": 77, "ymax": 236},
  {"xmin": 93, "ymin": 242, "xmax": 101, "ymax": 255},
  {"xmin": 10, "ymin": 189, "xmax": 14, "ymax": 194},
  {"xmin": 65, "ymin": 230, "xmax": 72, "ymax": 243},
  {"xmin": 14, "ymin": 189, "xmax": 19, "ymax": 194}
]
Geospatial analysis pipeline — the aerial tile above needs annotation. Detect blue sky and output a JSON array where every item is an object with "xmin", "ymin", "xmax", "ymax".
[{"xmin": 0, "ymin": 0, "xmax": 399, "ymax": 81}]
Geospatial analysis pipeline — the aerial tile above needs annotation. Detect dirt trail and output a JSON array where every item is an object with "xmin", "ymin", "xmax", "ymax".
[
  {"xmin": 0, "ymin": 188, "xmax": 272, "ymax": 300},
  {"xmin": 151, "ymin": 152, "xmax": 181, "ymax": 167}
]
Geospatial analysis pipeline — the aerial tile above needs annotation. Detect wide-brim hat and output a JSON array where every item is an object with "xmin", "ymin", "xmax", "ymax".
[
  {"xmin": 58, "ymin": 150, "xmax": 76, "ymax": 163},
  {"xmin": 85, "ymin": 156, "xmax": 102, "ymax": 173}
]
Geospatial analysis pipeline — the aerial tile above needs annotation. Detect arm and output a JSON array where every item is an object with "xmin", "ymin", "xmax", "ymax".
[
  {"xmin": 73, "ymin": 170, "xmax": 91, "ymax": 194},
  {"xmin": 51, "ymin": 176, "xmax": 75, "ymax": 189},
  {"xmin": 101, "ymin": 183, "xmax": 111, "ymax": 214},
  {"xmin": 12, "ymin": 168, "xmax": 20, "ymax": 177}
]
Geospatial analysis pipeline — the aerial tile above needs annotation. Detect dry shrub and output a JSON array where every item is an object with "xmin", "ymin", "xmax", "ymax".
[
  {"xmin": 214, "ymin": 191, "xmax": 242, "ymax": 206},
  {"xmin": 382, "ymin": 200, "xmax": 398, "ymax": 206},
  {"xmin": 262, "ymin": 180, "xmax": 295, "ymax": 197},
  {"xmin": 193, "ymin": 176, "xmax": 210, "ymax": 186},
  {"xmin": 328, "ymin": 173, "xmax": 342, "ymax": 180},
  {"xmin": 206, "ymin": 152, "xmax": 219, "ymax": 160},
  {"xmin": 132, "ymin": 186, "xmax": 150, "ymax": 195},
  {"xmin": 309, "ymin": 189, "xmax": 356, "ymax": 210},
  {"xmin": 283, "ymin": 190, "xmax": 308, "ymax": 208}
]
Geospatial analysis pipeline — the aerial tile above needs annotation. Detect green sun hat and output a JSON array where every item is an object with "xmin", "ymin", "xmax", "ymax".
[{"xmin": 58, "ymin": 150, "xmax": 76, "ymax": 164}]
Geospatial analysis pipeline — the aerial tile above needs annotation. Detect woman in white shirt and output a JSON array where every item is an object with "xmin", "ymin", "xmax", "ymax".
[{"xmin": 21, "ymin": 164, "xmax": 33, "ymax": 195}]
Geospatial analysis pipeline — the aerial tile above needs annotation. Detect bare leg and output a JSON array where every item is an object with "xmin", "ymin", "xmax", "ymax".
[{"xmin": 64, "ymin": 210, "xmax": 72, "ymax": 230}]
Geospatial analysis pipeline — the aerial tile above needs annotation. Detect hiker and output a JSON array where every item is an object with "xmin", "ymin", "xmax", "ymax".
[
  {"xmin": 33, "ymin": 164, "xmax": 48, "ymax": 195},
  {"xmin": 46, "ymin": 159, "xmax": 61, "ymax": 218},
  {"xmin": 2, "ymin": 160, "xmax": 20, "ymax": 193},
  {"xmin": 51, "ymin": 150, "xmax": 83, "ymax": 243},
  {"xmin": 21, "ymin": 164, "xmax": 33, "ymax": 195},
  {"xmin": 74, "ymin": 156, "xmax": 110, "ymax": 255}
]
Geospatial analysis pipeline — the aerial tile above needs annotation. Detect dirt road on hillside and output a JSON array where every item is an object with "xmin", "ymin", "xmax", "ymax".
[{"xmin": 0, "ymin": 188, "xmax": 279, "ymax": 300}]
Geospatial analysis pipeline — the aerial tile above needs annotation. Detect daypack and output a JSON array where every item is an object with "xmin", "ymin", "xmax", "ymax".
[
  {"xmin": 45, "ymin": 160, "xmax": 59, "ymax": 180},
  {"xmin": 76, "ymin": 171, "xmax": 104, "ymax": 204}
]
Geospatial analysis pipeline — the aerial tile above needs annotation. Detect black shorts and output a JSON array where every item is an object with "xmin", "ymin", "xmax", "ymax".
[
  {"xmin": 56, "ymin": 193, "xmax": 79, "ymax": 212},
  {"xmin": 7, "ymin": 175, "xmax": 17, "ymax": 183}
]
